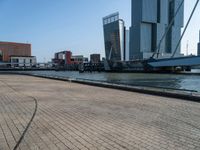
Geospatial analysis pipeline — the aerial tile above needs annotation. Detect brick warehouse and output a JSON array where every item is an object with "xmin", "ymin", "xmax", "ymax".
[{"xmin": 0, "ymin": 41, "xmax": 31, "ymax": 62}]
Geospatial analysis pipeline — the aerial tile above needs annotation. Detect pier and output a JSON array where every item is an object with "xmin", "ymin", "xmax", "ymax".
[{"xmin": 0, "ymin": 75, "xmax": 200, "ymax": 150}]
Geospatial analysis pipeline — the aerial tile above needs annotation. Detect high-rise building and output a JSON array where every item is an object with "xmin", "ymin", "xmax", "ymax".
[
  {"xmin": 103, "ymin": 12, "xmax": 125, "ymax": 61},
  {"xmin": 129, "ymin": 0, "xmax": 184, "ymax": 60},
  {"xmin": 198, "ymin": 31, "xmax": 200, "ymax": 56}
]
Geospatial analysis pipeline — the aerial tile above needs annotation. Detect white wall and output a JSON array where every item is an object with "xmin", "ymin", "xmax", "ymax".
[{"xmin": 11, "ymin": 57, "xmax": 37, "ymax": 67}]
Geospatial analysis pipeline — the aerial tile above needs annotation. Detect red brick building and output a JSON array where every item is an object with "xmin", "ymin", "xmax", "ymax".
[
  {"xmin": 0, "ymin": 41, "xmax": 31, "ymax": 62},
  {"xmin": 66, "ymin": 51, "xmax": 72, "ymax": 64},
  {"xmin": 53, "ymin": 51, "xmax": 88, "ymax": 65},
  {"xmin": 53, "ymin": 51, "xmax": 72, "ymax": 65}
]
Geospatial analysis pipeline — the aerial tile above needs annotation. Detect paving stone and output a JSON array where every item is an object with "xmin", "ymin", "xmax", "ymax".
[{"xmin": 0, "ymin": 75, "xmax": 200, "ymax": 150}]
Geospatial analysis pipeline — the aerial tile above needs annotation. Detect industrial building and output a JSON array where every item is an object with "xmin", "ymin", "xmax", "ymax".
[
  {"xmin": 103, "ymin": 12, "xmax": 125, "ymax": 61},
  {"xmin": 129, "ymin": 0, "xmax": 184, "ymax": 60},
  {"xmin": 0, "ymin": 41, "xmax": 31, "ymax": 62},
  {"xmin": 90, "ymin": 54, "xmax": 101, "ymax": 63},
  {"xmin": 71, "ymin": 55, "xmax": 88, "ymax": 64},
  {"xmin": 10, "ymin": 56, "xmax": 36, "ymax": 68},
  {"xmin": 53, "ymin": 51, "xmax": 88, "ymax": 66},
  {"xmin": 198, "ymin": 31, "xmax": 200, "ymax": 56},
  {"xmin": 53, "ymin": 51, "xmax": 72, "ymax": 65}
]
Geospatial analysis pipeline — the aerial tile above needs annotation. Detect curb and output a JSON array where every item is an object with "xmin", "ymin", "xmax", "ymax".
[{"xmin": 10, "ymin": 72, "xmax": 200, "ymax": 103}]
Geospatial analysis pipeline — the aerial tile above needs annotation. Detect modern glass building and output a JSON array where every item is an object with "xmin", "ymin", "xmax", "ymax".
[
  {"xmin": 129, "ymin": 0, "xmax": 184, "ymax": 60},
  {"xmin": 103, "ymin": 12, "xmax": 125, "ymax": 61}
]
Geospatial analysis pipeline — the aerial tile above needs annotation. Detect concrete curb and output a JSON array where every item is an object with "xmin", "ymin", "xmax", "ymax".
[
  {"xmin": 18, "ymin": 73, "xmax": 200, "ymax": 102},
  {"xmin": 1, "ymin": 72, "xmax": 200, "ymax": 102}
]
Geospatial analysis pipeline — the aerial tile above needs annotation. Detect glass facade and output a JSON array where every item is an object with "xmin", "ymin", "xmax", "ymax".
[
  {"xmin": 103, "ymin": 13, "xmax": 125, "ymax": 61},
  {"xmin": 130, "ymin": 0, "xmax": 183, "ymax": 60},
  {"xmin": 166, "ymin": 0, "xmax": 175, "ymax": 53}
]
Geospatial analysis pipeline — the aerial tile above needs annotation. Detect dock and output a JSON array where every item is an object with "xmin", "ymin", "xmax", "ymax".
[{"xmin": 0, "ymin": 75, "xmax": 200, "ymax": 150}]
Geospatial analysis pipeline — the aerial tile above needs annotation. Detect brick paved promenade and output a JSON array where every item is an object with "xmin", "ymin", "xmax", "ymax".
[{"xmin": 0, "ymin": 75, "xmax": 200, "ymax": 150}]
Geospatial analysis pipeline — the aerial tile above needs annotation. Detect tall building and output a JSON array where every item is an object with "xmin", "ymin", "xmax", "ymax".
[
  {"xmin": 198, "ymin": 31, "xmax": 200, "ymax": 56},
  {"xmin": 129, "ymin": 0, "xmax": 184, "ymax": 60},
  {"xmin": 103, "ymin": 12, "xmax": 125, "ymax": 61},
  {"xmin": 0, "ymin": 41, "xmax": 31, "ymax": 62}
]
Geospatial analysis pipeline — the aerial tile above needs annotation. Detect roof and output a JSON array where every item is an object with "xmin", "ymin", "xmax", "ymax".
[
  {"xmin": 103, "ymin": 12, "xmax": 121, "ymax": 25},
  {"xmin": 148, "ymin": 56, "xmax": 200, "ymax": 67},
  {"xmin": 0, "ymin": 41, "xmax": 31, "ymax": 45},
  {"xmin": 71, "ymin": 55, "xmax": 84, "ymax": 58},
  {"xmin": 10, "ymin": 55, "xmax": 36, "ymax": 58}
]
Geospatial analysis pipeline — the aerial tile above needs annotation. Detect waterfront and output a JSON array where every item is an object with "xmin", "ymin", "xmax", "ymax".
[
  {"xmin": 0, "ymin": 75, "xmax": 200, "ymax": 150},
  {"xmin": 23, "ymin": 70, "xmax": 200, "ymax": 93}
]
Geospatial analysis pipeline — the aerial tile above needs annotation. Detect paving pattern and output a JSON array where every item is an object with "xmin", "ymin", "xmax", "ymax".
[{"xmin": 0, "ymin": 75, "xmax": 200, "ymax": 150}]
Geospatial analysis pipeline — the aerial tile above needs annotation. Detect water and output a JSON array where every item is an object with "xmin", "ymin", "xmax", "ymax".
[{"xmin": 24, "ymin": 70, "xmax": 200, "ymax": 93}]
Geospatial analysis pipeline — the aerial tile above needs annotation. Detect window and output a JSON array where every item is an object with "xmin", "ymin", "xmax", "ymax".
[
  {"xmin": 169, "ymin": 0, "xmax": 175, "ymax": 24},
  {"xmin": 157, "ymin": 0, "xmax": 161, "ymax": 23}
]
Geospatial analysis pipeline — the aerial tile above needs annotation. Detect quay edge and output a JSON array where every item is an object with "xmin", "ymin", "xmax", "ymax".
[{"xmin": 2, "ymin": 72, "xmax": 200, "ymax": 103}]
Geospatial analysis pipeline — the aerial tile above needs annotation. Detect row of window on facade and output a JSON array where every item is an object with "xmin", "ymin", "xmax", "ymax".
[
  {"xmin": 103, "ymin": 13, "xmax": 119, "ymax": 25},
  {"xmin": 10, "ymin": 56, "xmax": 37, "ymax": 67},
  {"xmin": 103, "ymin": 0, "xmax": 184, "ymax": 61}
]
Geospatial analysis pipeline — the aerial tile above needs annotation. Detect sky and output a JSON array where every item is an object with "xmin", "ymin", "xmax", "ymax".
[{"xmin": 0, "ymin": 0, "xmax": 199, "ymax": 62}]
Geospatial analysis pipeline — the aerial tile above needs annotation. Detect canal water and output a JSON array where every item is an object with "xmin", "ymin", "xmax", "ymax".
[{"xmin": 25, "ymin": 70, "xmax": 200, "ymax": 93}]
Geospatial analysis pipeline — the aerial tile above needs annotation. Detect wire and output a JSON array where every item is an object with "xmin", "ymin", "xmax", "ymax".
[
  {"xmin": 152, "ymin": 0, "xmax": 184, "ymax": 59},
  {"xmin": 172, "ymin": 0, "xmax": 200, "ymax": 58}
]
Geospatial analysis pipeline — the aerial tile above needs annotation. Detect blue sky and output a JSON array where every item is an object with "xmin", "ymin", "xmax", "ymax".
[{"xmin": 0, "ymin": 0, "xmax": 199, "ymax": 62}]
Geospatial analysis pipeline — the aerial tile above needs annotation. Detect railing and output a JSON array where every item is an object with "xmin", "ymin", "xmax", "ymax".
[{"xmin": 0, "ymin": 62, "xmax": 55, "ymax": 70}]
